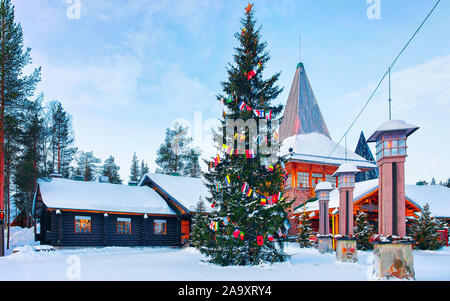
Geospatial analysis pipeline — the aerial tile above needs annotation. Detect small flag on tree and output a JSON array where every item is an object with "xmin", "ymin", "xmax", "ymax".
[
  {"xmin": 257, "ymin": 236, "xmax": 264, "ymax": 246},
  {"xmin": 239, "ymin": 101, "xmax": 246, "ymax": 111},
  {"xmin": 260, "ymin": 197, "xmax": 267, "ymax": 205},
  {"xmin": 277, "ymin": 228, "xmax": 283, "ymax": 238},
  {"xmin": 246, "ymin": 188, "xmax": 253, "ymax": 197},
  {"xmin": 284, "ymin": 220, "xmax": 291, "ymax": 230},
  {"xmin": 233, "ymin": 229, "xmax": 240, "ymax": 238},
  {"xmin": 240, "ymin": 231, "xmax": 245, "ymax": 241},
  {"xmin": 225, "ymin": 175, "xmax": 231, "ymax": 185},
  {"xmin": 246, "ymin": 70, "xmax": 256, "ymax": 80},
  {"xmin": 242, "ymin": 182, "xmax": 248, "ymax": 193},
  {"xmin": 268, "ymin": 235, "xmax": 274, "ymax": 242}
]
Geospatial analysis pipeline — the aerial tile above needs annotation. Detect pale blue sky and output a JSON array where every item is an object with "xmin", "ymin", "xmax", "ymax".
[{"xmin": 13, "ymin": 0, "xmax": 450, "ymax": 184}]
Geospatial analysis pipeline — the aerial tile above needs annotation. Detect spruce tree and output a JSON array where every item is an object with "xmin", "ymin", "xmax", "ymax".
[
  {"xmin": 0, "ymin": 0, "xmax": 41, "ymax": 255},
  {"xmin": 201, "ymin": 4, "xmax": 291, "ymax": 266},
  {"xmin": 190, "ymin": 199, "xmax": 209, "ymax": 248},
  {"xmin": 140, "ymin": 160, "xmax": 149, "ymax": 179},
  {"xmin": 354, "ymin": 211, "xmax": 375, "ymax": 250},
  {"xmin": 410, "ymin": 203, "xmax": 443, "ymax": 250},
  {"xmin": 102, "ymin": 155, "xmax": 122, "ymax": 184},
  {"xmin": 13, "ymin": 97, "xmax": 45, "ymax": 227},
  {"xmin": 155, "ymin": 122, "xmax": 192, "ymax": 175},
  {"xmin": 47, "ymin": 101, "xmax": 76, "ymax": 178},
  {"xmin": 75, "ymin": 151, "xmax": 101, "ymax": 182},
  {"xmin": 129, "ymin": 152, "xmax": 140, "ymax": 182},
  {"xmin": 297, "ymin": 212, "xmax": 313, "ymax": 248},
  {"xmin": 185, "ymin": 148, "xmax": 201, "ymax": 178}
]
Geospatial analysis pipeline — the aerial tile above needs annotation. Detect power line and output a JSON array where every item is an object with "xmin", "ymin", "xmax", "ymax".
[{"xmin": 320, "ymin": 0, "xmax": 441, "ymax": 167}]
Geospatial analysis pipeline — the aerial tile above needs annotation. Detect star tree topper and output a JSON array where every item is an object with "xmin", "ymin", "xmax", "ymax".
[{"xmin": 245, "ymin": 3, "xmax": 253, "ymax": 14}]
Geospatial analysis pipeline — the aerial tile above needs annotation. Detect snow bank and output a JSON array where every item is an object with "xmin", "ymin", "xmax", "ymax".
[{"xmin": 0, "ymin": 244, "xmax": 449, "ymax": 280}]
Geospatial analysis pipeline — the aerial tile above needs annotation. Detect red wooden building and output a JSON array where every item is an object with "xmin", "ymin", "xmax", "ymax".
[{"xmin": 278, "ymin": 62, "xmax": 377, "ymax": 236}]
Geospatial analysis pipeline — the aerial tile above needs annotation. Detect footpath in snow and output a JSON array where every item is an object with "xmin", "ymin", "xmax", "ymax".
[{"xmin": 1, "ymin": 227, "xmax": 450, "ymax": 281}]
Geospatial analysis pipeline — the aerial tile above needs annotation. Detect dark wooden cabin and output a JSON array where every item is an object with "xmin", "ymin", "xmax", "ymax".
[
  {"xmin": 33, "ymin": 177, "xmax": 182, "ymax": 247},
  {"xmin": 139, "ymin": 173, "xmax": 212, "ymax": 245}
]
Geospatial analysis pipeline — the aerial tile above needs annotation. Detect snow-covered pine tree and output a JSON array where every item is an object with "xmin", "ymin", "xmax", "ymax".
[
  {"xmin": 129, "ymin": 152, "xmax": 140, "ymax": 182},
  {"xmin": 0, "ymin": 0, "xmax": 42, "ymax": 253},
  {"xmin": 140, "ymin": 160, "xmax": 149, "ymax": 179},
  {"xmin": 155, "ymin": 122, "xmax": 192, "ymax": 175},
  {"xmin": 185, "ymin": 148, "xmax": 201, "ymax": 178},
  {"xmin": 102, "ymin": 155, "xmax": 122, "ymax": 184},
  {"xmin": 13, "ymin": 97, "xmax": 46, "ymax": 228},
  {"xmin": 201, "ymin": 4, "xmax": 291, "ymax": 266},
  {"xmin": 297, "ymin": 212, "xmax": 313, "ymax": 248},
  {"xmin": 410, "ymin": 203, "xmax": 443, "ymax": 250},
  {"xmin": 47, "ymin": 101, "xmax": 76, "ymax": 178},
  {"xmin": 190, "ymin": 199, "xmax": 210, "ymax": 248},
  {"xmin": 354, "ymin": 211, "xmax": 374, "ymax": 250},
  {"xmin": 75, "ymin": 151, "xmax": 101, "ymax": 182}
]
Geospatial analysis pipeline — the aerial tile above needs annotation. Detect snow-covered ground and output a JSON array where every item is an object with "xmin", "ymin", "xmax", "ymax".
[{"xmin": 2, "ymin": 227, "xmax": 449, "ymax": 281}]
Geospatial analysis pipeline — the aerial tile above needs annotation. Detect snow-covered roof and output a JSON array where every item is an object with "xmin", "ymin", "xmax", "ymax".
[
  {"xmin": 297, "ymin": 179, "xmax": 450, "ymax": 218},
  {"xmin": 404, "ymin": 185, "xmax": 450, "ymax": 218},
  {"xmin": 139, "ymin": 173, "xmax": 212, "ymax": 213},
  {"xmin": 367, "ymin": 120, "xmax": 419, "ymax": 142},
  {"xmin": 38, "ymin": 178, "xmax": 176, "ymax": 215},
  {"xmin": 333, "ymin": 162, "xmax": 361, "ymax": 176},
  {"xmin": 280, "ymin": 133, "xmax": 377, "ymax": 169},
  {"xmin": 315, "ymin": 181, "xmax": 333, "ymax": 192}
]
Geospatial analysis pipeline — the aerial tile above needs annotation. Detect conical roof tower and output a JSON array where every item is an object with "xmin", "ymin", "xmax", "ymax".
[
  {"xmin": 354, "ymin": 131, "xmax": 379, "ymax": 182},
  {"xmin": 279, "ymin": 62, "xmax": 331, "ymax": 141}
]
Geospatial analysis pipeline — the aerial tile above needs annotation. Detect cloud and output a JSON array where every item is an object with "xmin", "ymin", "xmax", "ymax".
[{"xmin": 33, "ymin": 52, "xmax": 143, "ymax": 111}]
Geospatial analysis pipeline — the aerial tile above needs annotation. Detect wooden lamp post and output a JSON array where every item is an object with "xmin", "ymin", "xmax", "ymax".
[
  {"xmin": 367, "ymin": 120, "xmax": 419, "ymax": 237},
  {"xmin": 367, "ymin": 119, "xmax": 419, "ymax": 279},
  {"xmin": 315, "ymin": 181, "xmax": 333, "ymax": 253},
  {"xmin": 333, "ymin": 162, "xmax": 360, "ymax": 262}
]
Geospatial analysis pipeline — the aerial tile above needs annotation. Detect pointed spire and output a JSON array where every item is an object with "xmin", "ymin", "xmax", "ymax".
[
  {"xmin": 354, "ymin": 131, "xmax": 379, "ymax": 182},
  {"xmin": 279, "ymin": 62, "xmax": 331, "ymax": 141}
]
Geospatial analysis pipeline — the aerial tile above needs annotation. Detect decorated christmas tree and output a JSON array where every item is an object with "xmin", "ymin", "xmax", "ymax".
[
  {"xmin": 410, "ymin": 203, "xmax": 443, "ymax": 250},
  {"xmin": 354, "ymin": 211, "xmax": 375, "ymax": 250},
  {"xmin": 297, "ymin": 211, "xmax": 313, "ymax": 248},
  {"xmin": 200, "ymin": 3, "xmax": 292, "ymax": 266}
]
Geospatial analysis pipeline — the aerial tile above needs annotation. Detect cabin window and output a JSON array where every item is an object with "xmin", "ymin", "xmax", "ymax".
[
  {"xmin": 75, "ymin": 216, "xmax": 91, "ymax": 234},
  {"xmin": 154, "ymin": 219, "xmax": 167, "ymax": 235},
  {"xmin": 117, "ymin": 217, "xmax": 131, "ymax": 235},
  {"xmin": 297, "ymin": 172, "xmax": 309, "ymax": 188}
]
